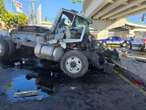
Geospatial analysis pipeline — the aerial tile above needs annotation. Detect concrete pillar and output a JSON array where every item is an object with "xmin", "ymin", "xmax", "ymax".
[{"xmin": 90, "ymin": 19, "xmax": 129, "ymax": 39}]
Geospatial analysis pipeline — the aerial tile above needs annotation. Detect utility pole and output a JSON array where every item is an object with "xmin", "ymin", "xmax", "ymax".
[
  {"xmin": 36, "ymin": 3, "xmax": 42, "ymax": 24},
  {"xmin": 30, "ymin": 0, "xmax": 36, "ymax": 24}
]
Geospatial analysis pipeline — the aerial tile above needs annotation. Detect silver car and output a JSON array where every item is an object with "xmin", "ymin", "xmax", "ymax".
[{"xmin": 130, "ymin": 38, "xmax": 145, "ymax": 51}]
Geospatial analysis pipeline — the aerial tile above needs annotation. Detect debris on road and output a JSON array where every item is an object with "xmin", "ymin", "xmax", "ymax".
[
  {"xmin": 70, "ymin": 86, "xmax": 77, "ymax": 90},
  {"xmin": 14, "ymin": 90, "xmax": 40, "ymax": 98},
  {"xmin": 14, "ymin": 62, "xmax": 21, "ymax": 66},
  {"xmin": 26, "ymin": 73, "xmax": 38, "ymax": 80}
]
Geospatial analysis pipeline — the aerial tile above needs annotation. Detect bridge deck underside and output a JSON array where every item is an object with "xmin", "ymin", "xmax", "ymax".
[{"xmin": 84, "ymin": 0, "xmax": 146, "ymax": 20}]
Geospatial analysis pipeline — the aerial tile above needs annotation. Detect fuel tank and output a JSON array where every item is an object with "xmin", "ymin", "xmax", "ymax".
[{"xmin": 34, "ymin": 44, "xmax": 64, "ymax": 61}]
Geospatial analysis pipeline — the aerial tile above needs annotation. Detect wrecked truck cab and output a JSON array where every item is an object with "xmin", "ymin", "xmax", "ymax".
[
  {"xmin": 0, "ymin": 8, "xmax": 117, "ymax": 78},
  {"xmin": 10, "ymin": 25, "xmax": 52, "ymax": 46}
]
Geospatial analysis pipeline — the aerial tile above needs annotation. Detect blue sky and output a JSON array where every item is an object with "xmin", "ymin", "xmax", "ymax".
[
  {"xmin": 4, "ymin": 0, "xmax": 146, "ymax": 25},
  {"xmin": 128, "ymin": 14, "xmax": 146, "ymax": 25},
  {"xmin": 5, "ymin": 0, "xmax": 82, "ymax": 22}
]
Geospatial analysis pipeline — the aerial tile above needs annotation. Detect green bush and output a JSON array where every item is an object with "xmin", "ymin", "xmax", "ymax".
[{"xmin": 0, "ymin": 0, "xmax": 28, "ymax": 29}]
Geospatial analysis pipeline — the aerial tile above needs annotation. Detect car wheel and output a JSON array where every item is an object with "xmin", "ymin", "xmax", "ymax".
[
  {"xmin": 141, "ymin": 46, "xmax": 145, "ymax": 52},
  {"xmin": 60, "ymin": 50, "xmax": 89, "ymax": 79},
  {"xmin": 102, "ymin": 42, "xmax": 107, "ymax": 47},
  {"xmin": 121, "ymin": 42, "xmax": 128, "ymax": 47},
  {"xmin": 129, "ymin": 43, "xmax": 132, "ymax": 49},
  {"xmin": 126, "ymin": 43, "xmax": 131, "ymax": 49}
]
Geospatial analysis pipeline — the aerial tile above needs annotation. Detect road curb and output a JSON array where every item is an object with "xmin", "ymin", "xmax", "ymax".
[
  {"xmin": 113, "ymin": 60, "xmax": 145, "ymax": 87},
  {"xmin": 128, "ymin": 56, "xmax": 146, "ymax": 63}
]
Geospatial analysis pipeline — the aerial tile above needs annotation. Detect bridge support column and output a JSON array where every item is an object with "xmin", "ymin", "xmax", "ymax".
[{"xmin": 90, "ymin": 19, "xmax": 129, "ymax": 39}]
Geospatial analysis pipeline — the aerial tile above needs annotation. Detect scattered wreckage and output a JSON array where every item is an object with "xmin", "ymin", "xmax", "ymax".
[{"xmin": 0, "ymin": 9, "xmax": 119, "ymax": 78}]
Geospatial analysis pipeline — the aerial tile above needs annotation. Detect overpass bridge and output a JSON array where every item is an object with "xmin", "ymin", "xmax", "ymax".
[
  {"xmin": 84, "ymin": 0, "xmax": 146, "ymax": 20},
  {"xmin": 83, "ymin": 0, "xmax": 146, "ymax": 39}
]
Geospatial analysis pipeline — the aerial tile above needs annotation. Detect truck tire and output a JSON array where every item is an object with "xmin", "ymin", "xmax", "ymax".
[
  {"xmin": 0, "ymin": 39, "xmax": 15, "ymax": 64},
  {"xmin": 0, "ymin": 39, "xmax": 9, "ymax": 63},
  {"xmin": 7, "ymin": 40, "xmax": 16, "ymax": 56},
  {"xmin": 60, "ymin": 50, "xmax": 89, "ymax": 78}
]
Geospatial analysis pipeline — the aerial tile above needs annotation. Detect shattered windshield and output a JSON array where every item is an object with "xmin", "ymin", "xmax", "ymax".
[
  {"xmin": 76, "ymin": 17, "xmax": 89, "ymax": 26},
  {"xmin": 75, "ymin": 16, "xmax": 89, "ymax": 31}
]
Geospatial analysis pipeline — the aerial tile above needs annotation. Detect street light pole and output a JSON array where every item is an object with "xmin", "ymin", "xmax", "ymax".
[{"xmin": 30, "ymin": 0, "xmax": 35, "ymax": 24}]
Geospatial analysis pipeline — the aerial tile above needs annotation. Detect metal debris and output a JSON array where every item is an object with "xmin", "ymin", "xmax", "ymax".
[
  {"xmin": 14, "ymin": 62, "xmax": 21, "ymax": 66},
  {"xmin": 14, "ymin": 90, "xmax": 39, "ymax": 97}
]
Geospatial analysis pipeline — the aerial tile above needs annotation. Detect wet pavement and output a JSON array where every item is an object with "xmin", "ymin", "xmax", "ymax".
[{"xmin": 0, "ymin": 63, "xmax": 146, "ymax": 110}]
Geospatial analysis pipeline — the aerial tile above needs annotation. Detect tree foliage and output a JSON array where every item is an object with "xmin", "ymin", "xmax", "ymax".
[
  {"xmin": 1, "ymin": 12, "xmax": 28, "ymax": 28},
  {"xmin": 1, "ymin": 12, "xmax": 16, "ymax": 28},
  {"xmin": 16, "ymin": 13, "xmax": 28, "ymax": 26},
  {"xmin": 0, "ymin": 0, "xmax": 6, "ymax": 17},
  {"xmin": 0, "ymin": 0, "xmax": 28, "ymax": 29}
]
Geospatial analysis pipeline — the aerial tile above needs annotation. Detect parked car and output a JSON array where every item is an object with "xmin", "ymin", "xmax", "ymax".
[
  {"xmin": 99, "ymin": 36, "xmax": 129, "ymax": 47},
  {"xmin": 129, "ymin": 38, "xmax": 145, "ymax": 51}
]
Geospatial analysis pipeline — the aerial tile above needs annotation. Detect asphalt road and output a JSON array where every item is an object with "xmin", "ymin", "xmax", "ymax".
[
  {"xmin": 128, "ymin": 50, "xmax": 146, "ymax": 57},
  {"xmin": 0, "ymin": 65, "xmax": 146, "ymax": 110}
]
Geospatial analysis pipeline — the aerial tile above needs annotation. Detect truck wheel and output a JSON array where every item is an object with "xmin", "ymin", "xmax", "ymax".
[
  {"xmin": 0, "ymin": 39, "xmax": 16, "ymax": 64},
  {"xmin": 7, "ymin": 40, "xmax": 16, "ymax": 56},
  {"xmin": 0, "ymin": 39, "xmax": 9, "ymax": 64},
  {"xmin": 60, "ymin": 50, "xmax": 89, "ymax": 78}
]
